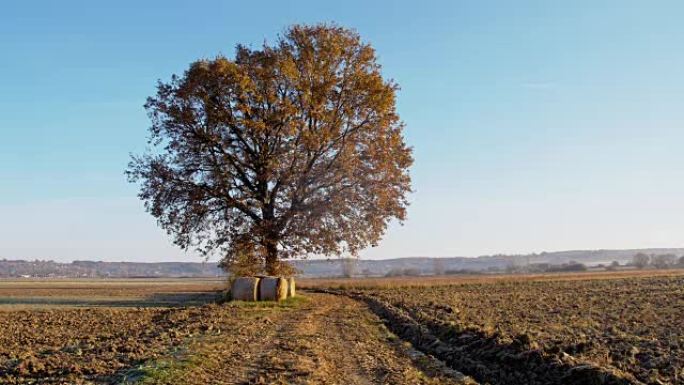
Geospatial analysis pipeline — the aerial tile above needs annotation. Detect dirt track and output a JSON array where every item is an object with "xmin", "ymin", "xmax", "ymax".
[{"xmin": 156, "ymin": 293, "xmax": 474, "ymax": 385}]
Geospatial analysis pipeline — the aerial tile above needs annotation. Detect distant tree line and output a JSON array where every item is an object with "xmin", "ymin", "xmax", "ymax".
[
  {"xmin": 631, "ymin": 253, "xmax": 684, "ymax": 269},
  {"xmin": 503, "ymin": 261, "xmax": 589, "ymax": 274},
  {"xmin": 385, "ymin": 267, "xmax": 422, "ymax": 277}
]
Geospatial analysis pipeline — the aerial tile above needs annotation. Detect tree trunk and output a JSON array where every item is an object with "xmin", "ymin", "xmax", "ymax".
[{"xmin": 264, "ymin": 240, "xmax": 279, "ymax": 275}]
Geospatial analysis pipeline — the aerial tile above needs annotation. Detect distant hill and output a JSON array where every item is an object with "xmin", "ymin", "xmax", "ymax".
[{"xmin": 1, "ymin": 248, "xmax": 683, "ymax": 278}]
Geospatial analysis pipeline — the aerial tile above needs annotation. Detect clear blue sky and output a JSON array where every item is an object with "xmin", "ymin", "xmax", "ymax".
[{"xmin": 1, "ymin": 1, "xmax": 683, "ymax": 262}]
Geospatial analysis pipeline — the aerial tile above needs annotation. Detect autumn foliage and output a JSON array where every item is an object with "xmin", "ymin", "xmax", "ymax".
[{"xmin": 128, "ymin": 24, "xmax": 412, "ymax": 275}]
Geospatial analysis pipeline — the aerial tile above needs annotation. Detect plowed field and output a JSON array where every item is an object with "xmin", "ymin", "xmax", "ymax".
[{"xmin": 347, "ymin": 273, "xmax": 684, "ymax": 384}]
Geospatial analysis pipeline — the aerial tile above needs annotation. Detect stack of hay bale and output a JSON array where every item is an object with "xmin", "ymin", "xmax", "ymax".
[{"xmin": 230, "ymin": 276, "xmax": 296, "ymax": 302}]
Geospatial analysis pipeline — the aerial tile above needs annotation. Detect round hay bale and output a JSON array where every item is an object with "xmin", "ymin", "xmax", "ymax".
[
  {"xmin": 259, "ymin": 276, "xmax": 288, "ymax": 301},
  {"xmin": 231, "ymin": 277, "xmax": 260, "ymax": 301},
  {"xmin": 287, "ymin": 277, "xmax": 296, "ymax": 298}
]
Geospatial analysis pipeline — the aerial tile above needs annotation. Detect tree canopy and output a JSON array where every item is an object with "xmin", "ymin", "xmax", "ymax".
[{"xmin": 127, "ymin": 24, "xmax": 413, "ymax": 275}]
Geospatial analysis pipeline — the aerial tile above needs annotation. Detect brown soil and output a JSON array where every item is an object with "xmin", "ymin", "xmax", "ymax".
[{"xmin": 346, "ymin": 274, "xmax": 684, "ymax": 385}]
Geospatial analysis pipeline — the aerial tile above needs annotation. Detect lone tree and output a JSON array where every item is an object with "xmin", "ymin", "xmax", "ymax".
[
  {"xmin": 127, "ymin": 24, "xmax": 413, "ymax": 275},
  {"xmin": 632, "ymin": 252, "xmax": 650, "ymax": 269}
]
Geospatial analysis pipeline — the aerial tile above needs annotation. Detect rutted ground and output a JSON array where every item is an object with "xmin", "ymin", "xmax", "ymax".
[
  {"xmin": 0, "ymin": 283, "xmax": 473, "ymax": 385},
  {"xmin": 139, "ymin": 294, "xmax": 474, "ymax": 385},
  {"xmin": 344, "ymin": 275, "xmax": 684, "ymax": 385}
]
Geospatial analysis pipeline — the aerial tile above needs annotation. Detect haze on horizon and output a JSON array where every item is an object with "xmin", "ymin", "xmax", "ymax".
[{"xmin": 2, "ymin": 1, "xmax": 684, "ymax": 263}]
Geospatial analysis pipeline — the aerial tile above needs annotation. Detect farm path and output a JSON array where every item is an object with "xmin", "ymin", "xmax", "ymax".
[{"xmin": 161, "ymin": 293, "xmax": 473, "ymax": 385}]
